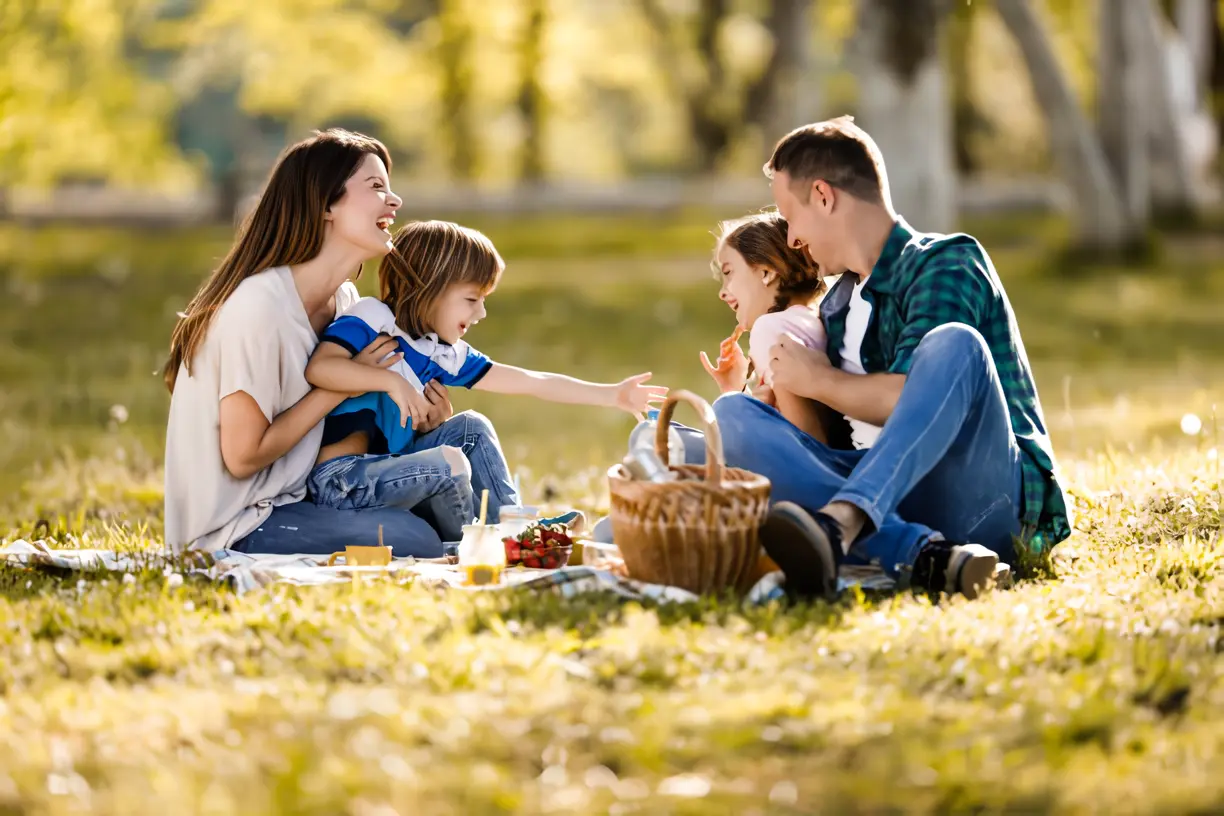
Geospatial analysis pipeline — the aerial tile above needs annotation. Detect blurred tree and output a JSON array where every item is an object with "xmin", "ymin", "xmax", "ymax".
[
  {"xmin": 747, "ymin": 0, "xmax": 814, "ymax": 145},
  {"xmin": 948, "ymin": 1, "xmax": 991, "ymax": 175},
  {"xmin": 0, "ymin": 0, "xmax": 192, "ymax": 194},
  {"xmin": 849, "ymin": 0, "xmax": 957, "ymax": 232},
  {"xmin": 516, "ymin": 0, "xmax": 548, "ymax": 182},
  {"xmin": 996, "ymin": 0, "xmax": 1135, "ymax": 250},
  {"xmin": 637, "ymin": 0, "xmax": 807, "ymax": 174},
  {"xmin": 436, "ymin": 0, "xmax": 478, "ymax": 180}
]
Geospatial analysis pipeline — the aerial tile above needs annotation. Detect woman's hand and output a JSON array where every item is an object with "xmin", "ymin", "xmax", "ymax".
[
  {"xmin": 353, "ymin": 334, "xmax": 403, "ymax": 371},
  {"xmin": 614, "ymin": 372, "xmax": 668, "ymax": 419},
  {"xmin": 700, "ymin": 327, "xmax": 749, "ymax": 394},
  {"xmin": 417, "ymin": 380, "xmax": 454, "ymax": 433}
]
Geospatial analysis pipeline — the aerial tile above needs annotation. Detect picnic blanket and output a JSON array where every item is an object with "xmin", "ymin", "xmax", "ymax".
[{"xmin": 0, "ymin": 539, "xmax": 896, "ymax": 602}]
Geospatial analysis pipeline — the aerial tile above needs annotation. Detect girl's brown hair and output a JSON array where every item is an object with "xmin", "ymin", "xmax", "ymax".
[
  {"xmin": 379, "ymin": 220, "xmax": 504, "ymax": 338},
  {"xmin": 714, "ymin": 211, "xmax": 824, "ymax": 313},
  {"xmin": 163, "ymin": 128, "xmax": 391, "ymax": 392}
]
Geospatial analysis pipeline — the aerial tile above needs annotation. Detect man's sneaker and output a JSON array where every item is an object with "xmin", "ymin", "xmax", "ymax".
[
  {"xmin": 758, "ymin": 502, "xmax": 844, "ymax": 602},
  {"xmin": 912, "ymin": 540, "xmax": 1009, "ymax": 600}
]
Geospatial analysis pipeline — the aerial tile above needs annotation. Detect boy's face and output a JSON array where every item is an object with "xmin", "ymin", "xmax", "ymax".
[{"xmin": 430, "ymin": 282, "xmax": 488, "ymax": 345}]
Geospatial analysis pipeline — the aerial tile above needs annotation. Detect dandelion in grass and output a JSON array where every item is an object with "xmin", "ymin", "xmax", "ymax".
[{"xmin": 1181, "ymin": 413, "xmax": 1202, "ymax": 436}]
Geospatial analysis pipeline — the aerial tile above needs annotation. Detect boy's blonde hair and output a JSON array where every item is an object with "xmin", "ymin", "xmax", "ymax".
[
  {"xmin": 379, "ymin": 220, "xmax": 504, "ymax": 338},
  {"xmin": 714, "ymin": 211, "xmax": 825, "ymax": 314}
]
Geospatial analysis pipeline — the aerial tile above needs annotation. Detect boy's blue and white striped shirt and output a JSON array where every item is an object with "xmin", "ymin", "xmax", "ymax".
[{"xmin": 317, "ymin": 297, "xmax": 493, "ymax": 453}]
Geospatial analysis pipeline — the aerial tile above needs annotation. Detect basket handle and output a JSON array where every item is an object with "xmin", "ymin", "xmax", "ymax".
[{"xmin": 654, "ymin": 389, "xmax": 724, "ymax": 484}]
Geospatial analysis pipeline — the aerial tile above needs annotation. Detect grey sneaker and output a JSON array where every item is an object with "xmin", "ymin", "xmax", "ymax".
[{"xmin": 914, "ymin": 540, "xmax": 1009, "ymax": 600}]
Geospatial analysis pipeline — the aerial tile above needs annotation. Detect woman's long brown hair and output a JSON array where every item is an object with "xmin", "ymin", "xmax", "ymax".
[{"xmin": 163, "ymin": 128, "xmax": 391, "ymax": 392}]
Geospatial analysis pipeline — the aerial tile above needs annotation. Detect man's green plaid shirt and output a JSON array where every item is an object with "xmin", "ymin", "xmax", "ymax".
[{"xmin": 819, "ymin": 219, "xmax": 1072, "ymax": 551}]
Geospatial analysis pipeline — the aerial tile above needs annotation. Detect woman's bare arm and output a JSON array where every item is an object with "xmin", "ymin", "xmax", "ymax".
[
  {"xmin": 218, "ymin": 335, "xmax": 405, "ymax": 480},
  {"xmin": 219, "ymin": 389, "xmax": 347, "ymax": 479}
]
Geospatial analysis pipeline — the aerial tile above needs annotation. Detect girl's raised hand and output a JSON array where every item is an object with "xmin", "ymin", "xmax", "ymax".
[
  {"xmin": 615, "ymin": 372, "xmax": 668, "ymax": 419},
  {"xmin": 700, "ymin": 326, "xmax": 748, "ymax": 394}
]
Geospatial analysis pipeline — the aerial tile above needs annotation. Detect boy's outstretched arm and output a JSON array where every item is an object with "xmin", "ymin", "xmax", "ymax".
[{"xmin": 474, "ymin": 363, "xmax": 667, "ymax": 417}]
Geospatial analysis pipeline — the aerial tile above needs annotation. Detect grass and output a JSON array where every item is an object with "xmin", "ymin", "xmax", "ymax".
[{"xmin": 1, "ymin": 213, "xmax": 1223, "ymax": 813}]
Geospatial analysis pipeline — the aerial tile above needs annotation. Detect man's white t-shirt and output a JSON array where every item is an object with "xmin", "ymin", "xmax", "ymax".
[
  {"xmin": 840, "ymin": 277, "xmax": 883, "ymax": 449},
  {"xmin": 163, "ymin": 267, "xmax": 359, "ymax": 554}
]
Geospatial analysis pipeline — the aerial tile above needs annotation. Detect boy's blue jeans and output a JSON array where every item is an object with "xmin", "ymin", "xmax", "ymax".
[
  {"xmin": 652, "ymin": 324, "xmax": 1024, "ymax": 581},
  {"xmin": 303, "ymin": 410, "xmax": 520, "ymax": 542}
]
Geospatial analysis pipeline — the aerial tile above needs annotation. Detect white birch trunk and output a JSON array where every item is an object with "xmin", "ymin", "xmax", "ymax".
[
  {"xmin": 849, "ymin": 0, "xmax": 957, "ymax": 234},
  {"xmin": 995, "ymin": 0, "xmax": 1132, "ymax": 249},
  {"xmin": 1130, "ymin": 0, "xmax": 1198, "ymax": 212}
]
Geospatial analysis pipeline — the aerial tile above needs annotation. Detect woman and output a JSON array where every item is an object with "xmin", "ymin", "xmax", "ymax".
[{"xmin": 163, "ymin": 128, "xmax": 453, "ymax": 558}]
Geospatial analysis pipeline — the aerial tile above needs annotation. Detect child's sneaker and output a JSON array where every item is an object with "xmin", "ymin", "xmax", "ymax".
[
  {"xmin": 537, "ymin": 510, "xmax": 587, "ymax": 535},
  {"xmin": 912, "ymin": 540, "xmax": 1010, "ymax": 600}
]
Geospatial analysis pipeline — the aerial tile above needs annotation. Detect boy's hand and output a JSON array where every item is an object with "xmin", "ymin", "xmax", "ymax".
[
  {"xmin": 700, "ymin": 326, "xmax": 748, "ymax": 394},
  {"xmin": 386, "ymin": 376, "xmax": 432, "ymax": 429},
  {"xmin": 614, "ymin": 373, "xmax": 668, "ymax": 420}
]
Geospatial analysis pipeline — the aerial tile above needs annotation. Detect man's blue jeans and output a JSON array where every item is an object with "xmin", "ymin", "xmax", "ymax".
[{"xmin": 668, "ymin": 323, "xmax": 1023, "ymax": 581}]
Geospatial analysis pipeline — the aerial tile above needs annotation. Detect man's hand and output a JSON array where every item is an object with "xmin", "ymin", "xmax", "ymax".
[
  {"xmin": 769, "ymin": 333, "xmax": 831, "ymax": 400},
  {"xmin": 417, "ymin": 380, "xmax": 454, "ymax": 434}
]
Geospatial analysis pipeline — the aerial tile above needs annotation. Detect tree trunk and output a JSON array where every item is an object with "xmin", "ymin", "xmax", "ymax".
[
  {"xmin": 637, "ymin": 0, "xmax": 734, "ymax": 174},
  {"xmin": 948, "ymin": 2, "xmax": 983, "ymax": 175},
  {"xmin": 1131, "ymin": 0, "xmax": 1199, "ymax": 214},
  {"xmin": 744, "ymin": 0, "xmax": 814, "ymax": 145},
  {"xmin": 995, "ymin": 0, "xmax": 1133, "ymax": 250},
  {"xmin": 1175, "ymin": 0, "xmax": 1213, "ymax": 92},
  {"xmin": 516, "ymin": 0, "xmax": 547, "ymax": 182},
  {"xmin": 849, "ymin": 0, "xmax": 957, "ymax": 233},
  {"xmin": 1099, "ymin": 0, "xmax": 1152, "ymax": 225},
  {"xmin": 438, "ymin": 0, "xmax": 476, "ymax": 180}
]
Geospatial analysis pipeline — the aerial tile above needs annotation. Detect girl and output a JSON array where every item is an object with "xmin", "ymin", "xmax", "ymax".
[
  {"xmin": 699, "ymin": 211, "xmax": 845, "ymax": 446},
  {"xmin": 303, "ymin": 219, "xmax": 666, "ymax": 541},
  {"xmin": 163, "ymin": 129, "xmax": 468, "ymax": 559}
]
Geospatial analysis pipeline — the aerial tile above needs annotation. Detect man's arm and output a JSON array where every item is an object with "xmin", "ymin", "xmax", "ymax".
[
  {"xmin": 772, "ymin": 254, "xmax": 992, "ymax": 426},
  {"xmin": 807, "ymin": 370, "xmax": 904, "ymax": 428}
]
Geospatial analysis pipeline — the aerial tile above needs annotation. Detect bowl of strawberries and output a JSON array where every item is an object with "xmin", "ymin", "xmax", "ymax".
[{"xmin": 503, "ymin": 521, "xmax": 574, "ymax": 570}]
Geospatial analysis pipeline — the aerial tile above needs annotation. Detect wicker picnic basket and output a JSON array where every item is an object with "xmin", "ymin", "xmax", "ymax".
[{"xmin": 606, "ymin": 390, "xmax": 771, "ymax": 595}]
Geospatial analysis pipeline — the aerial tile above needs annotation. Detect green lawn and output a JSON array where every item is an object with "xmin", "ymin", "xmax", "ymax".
[{"xmin": 0, "ymin": 216, "xmax": 1222, "ymax": 813}]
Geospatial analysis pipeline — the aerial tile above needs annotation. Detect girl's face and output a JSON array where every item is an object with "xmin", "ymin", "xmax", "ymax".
[
  {"xmin": 429, "ymin": 281, "xmax": 489, "ymax": 344},
  {"xmin": 326, "ymin": 153, "xmax": 403, "ymax": 258},
  {"xmin": 716, "ymin": 243, "xmax": 778, "ymax": 330}
]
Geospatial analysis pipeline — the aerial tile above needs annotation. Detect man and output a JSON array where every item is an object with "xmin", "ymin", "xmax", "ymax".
[{"xmin": 711, "ymin": 116, "xmax": 1072, "ymax": 601}]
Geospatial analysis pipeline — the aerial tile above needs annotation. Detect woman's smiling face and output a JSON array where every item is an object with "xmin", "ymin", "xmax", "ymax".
[
  {"xmin": 716, "ymin": 243, "xmax": 777, "ymax": 330},
  {"xmin": 326, "ymin": 152, "xmax": 402, "ymax": 258}
]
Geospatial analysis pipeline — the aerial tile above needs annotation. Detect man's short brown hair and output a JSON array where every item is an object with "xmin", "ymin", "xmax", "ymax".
[{"xmin": 763, "ymin": 115, "xmax": 888, "ymax": 205}]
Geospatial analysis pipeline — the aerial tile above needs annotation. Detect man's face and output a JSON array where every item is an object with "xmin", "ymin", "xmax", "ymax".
[{"xmin": 770, "ymin": 170, "xmax": 842, "ymax": 275}]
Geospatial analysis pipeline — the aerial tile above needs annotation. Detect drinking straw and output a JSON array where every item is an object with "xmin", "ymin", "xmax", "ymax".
[{"xmin": 478, "ymin": 489, "xmax": 489, "ymax": 525}]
